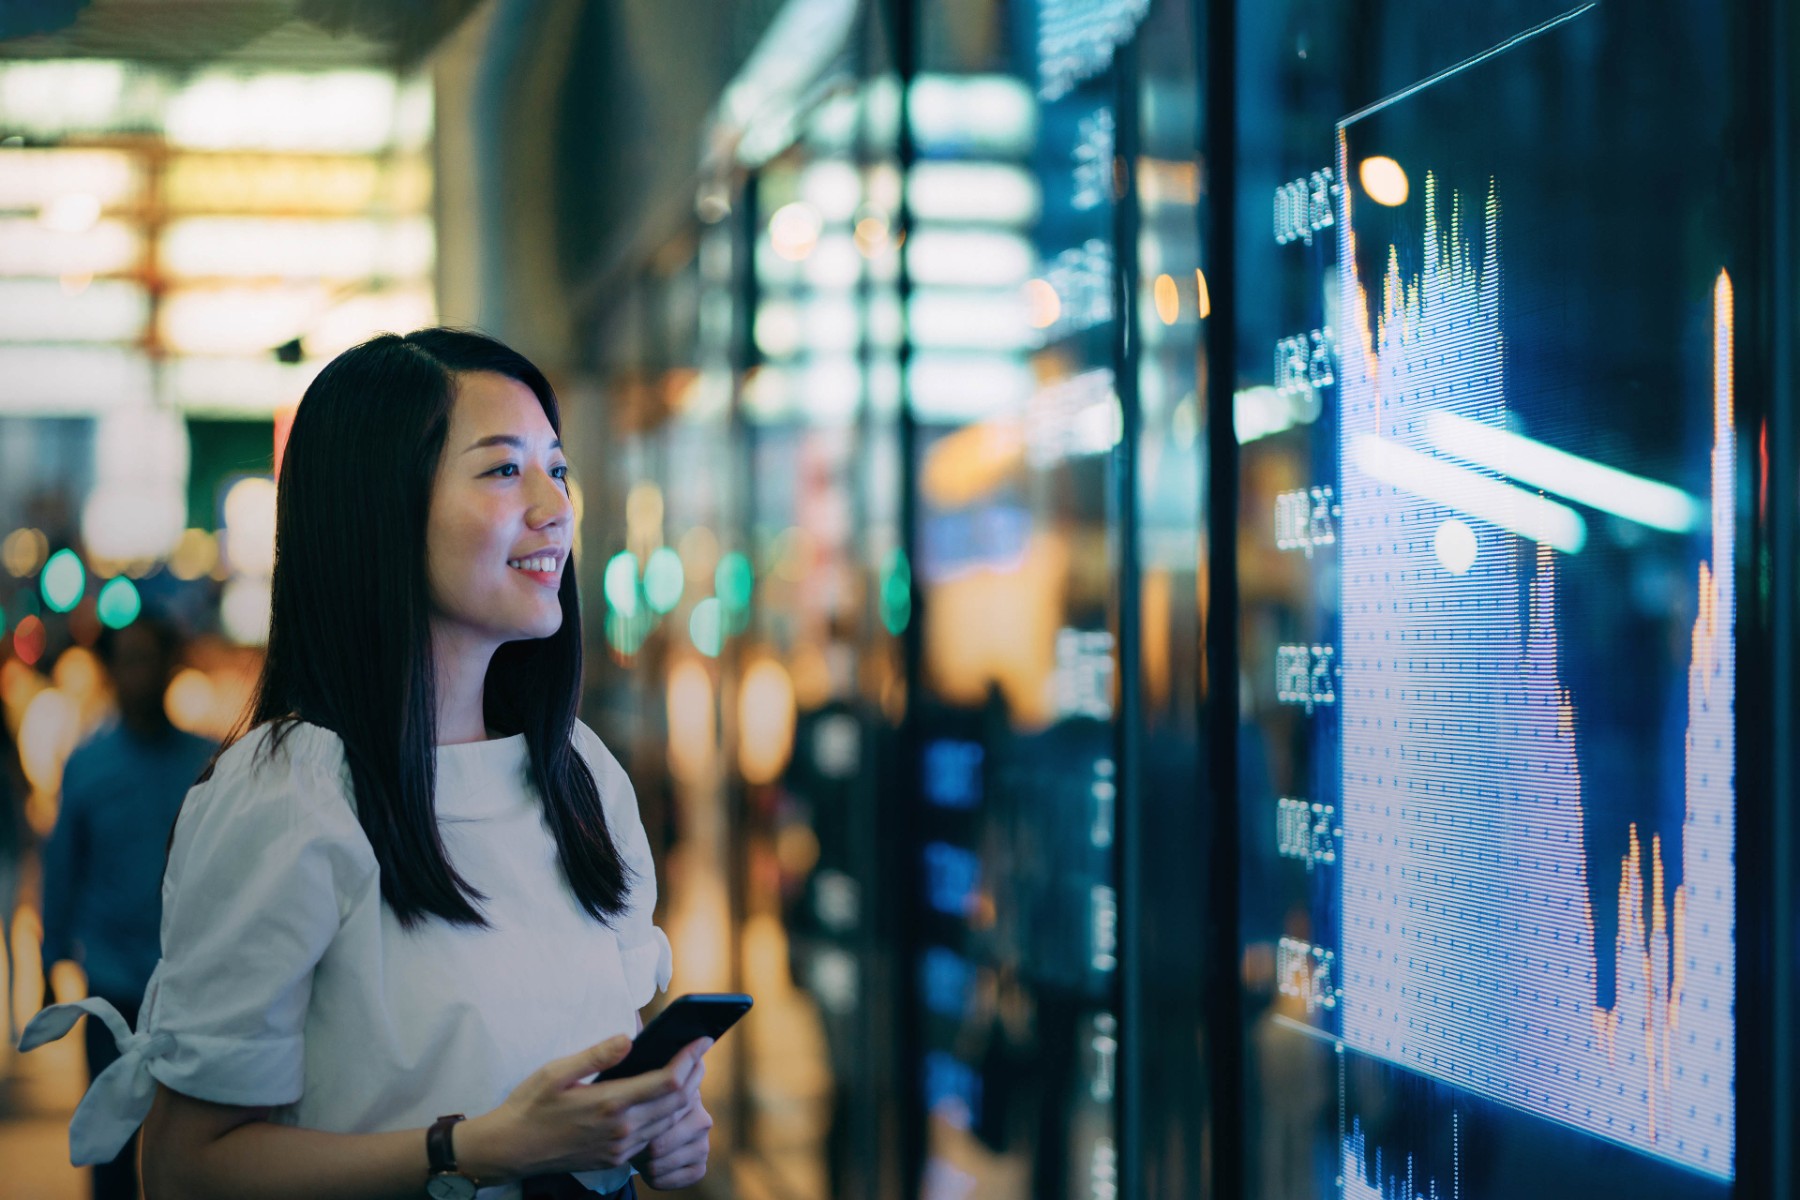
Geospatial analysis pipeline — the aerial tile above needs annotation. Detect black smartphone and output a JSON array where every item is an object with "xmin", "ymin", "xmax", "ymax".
[{"xmin": 594, "ymin": 993, "xmax": 753, "ymax": 1082}]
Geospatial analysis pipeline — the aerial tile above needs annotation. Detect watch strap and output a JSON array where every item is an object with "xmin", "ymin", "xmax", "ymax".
[{"xmin": 427, "ymin": 1113, "xmax": 466, "ymax": 1175}]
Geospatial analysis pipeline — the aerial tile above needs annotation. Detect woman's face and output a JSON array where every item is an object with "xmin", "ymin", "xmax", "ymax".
[{"xmin": 426, "ymin": 370, "xmax": 573, "ymax": 655}]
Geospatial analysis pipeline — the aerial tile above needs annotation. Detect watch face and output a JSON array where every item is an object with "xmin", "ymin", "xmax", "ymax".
[{"xmin": 426, "ymin": 1175, "xmax": 477, "ymax": 1200}]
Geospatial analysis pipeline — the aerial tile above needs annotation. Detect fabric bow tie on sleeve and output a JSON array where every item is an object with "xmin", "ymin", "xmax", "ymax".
[{"xmin": 19, "ymin": 997, "xmax": 173, "ymax": 1165}]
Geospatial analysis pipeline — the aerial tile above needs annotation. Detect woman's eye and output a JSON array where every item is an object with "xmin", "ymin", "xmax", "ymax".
[
  {"xmin": 490, "ymin": 464, "xmax": 520, "ymax": 478},
  {"xmin": 552, "ymin": 465, "xmax": 569, "ymax": 480}
]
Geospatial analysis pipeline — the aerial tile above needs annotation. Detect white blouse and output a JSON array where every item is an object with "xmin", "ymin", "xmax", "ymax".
[{"xmin": 20, "ymin": 719, "xmax": 673, "ymax": 1198}]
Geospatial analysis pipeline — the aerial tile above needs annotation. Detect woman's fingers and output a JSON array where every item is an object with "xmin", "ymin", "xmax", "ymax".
[
  {"xmin": 635, "ymin": 1104, "xmax": 713, "ymax": 1184},
  {"xmin": 593, "ymin": 1058, "xmax": 687, "ymax": 1110},
  {"xmin": 589, "ymin": 1038, "xmax": 706, "ymax": 1118},
  {"xmin": 590, "ymin": 1069, "xmax": 699, "ymax": 1161},
  {"xmin": 539, "ymin": 1035, "xmax": 633, "ymax": 1090},
  {"xmin": 643, "ymin": 1102, "xmax": 713, "ymax": 1161},
  {"xmin": 625, "ymin": 1073, "xmax": 706, "ymax": 1153},
  {"xmin": 671, "ymin": 1037, "xmax": 713, "ymax": 1088}
]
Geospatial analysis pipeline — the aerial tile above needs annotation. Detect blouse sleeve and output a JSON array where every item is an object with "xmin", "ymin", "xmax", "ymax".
[
  {"xmin": 575, "ymin": 722, "xmax": 673, "ymax": 1009},
  {"xmin": 17, "ymin": 725, "xmax": 374, "ymax": 1166}
]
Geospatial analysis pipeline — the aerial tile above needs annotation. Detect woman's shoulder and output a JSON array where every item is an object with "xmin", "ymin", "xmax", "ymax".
[
  {"xmin": 211, "ymin": 718, "xmax": 350, "ymax": 787},
  {"xmin": 571, "ymin": 719, "xmax": 634, "ymax": 799},
  {"xmin": 175, "ymin": 719, "xmax": 373, "ymax": 878},
  {"xmin": 570, "ymin": 718, "xmax": 616, "ymax": 766},
  {"xmin": 193, "ymin": 719, "xmax": 361, "ymax": 833}
]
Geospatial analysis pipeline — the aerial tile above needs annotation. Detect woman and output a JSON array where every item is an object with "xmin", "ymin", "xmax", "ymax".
[{"xmin": 20, "ymin": 329, "xmax": 711, "ymax": 1199}]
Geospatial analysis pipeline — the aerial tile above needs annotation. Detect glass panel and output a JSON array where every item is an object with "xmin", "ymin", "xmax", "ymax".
[
  {"xmin": 907, "ymin": 2, "xmax": 1150, "ymax": 1195},
  {"xmin": 1233, "ymin": 4, "xmax": 1740, "ymax": 1196}
]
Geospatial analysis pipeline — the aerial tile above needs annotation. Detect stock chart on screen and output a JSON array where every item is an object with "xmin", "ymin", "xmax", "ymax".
[{"xmin": 1244, "ymin": 5, "xmax": 1738, "ymax": 1196}]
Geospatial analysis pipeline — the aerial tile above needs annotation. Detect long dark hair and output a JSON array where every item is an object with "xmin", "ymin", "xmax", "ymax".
[{"xmin": 212, "ymin": 328, "xmax": 628, "ymax": 929}]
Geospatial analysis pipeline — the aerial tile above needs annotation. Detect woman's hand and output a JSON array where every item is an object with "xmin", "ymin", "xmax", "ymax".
[
  {"xmin": 631, "ymin": 1062, "xmax": 713, "ymax": 1190},
  {"xmin": 458, "ymin": 1034, "xmax": 713, "ymax": 1182}
]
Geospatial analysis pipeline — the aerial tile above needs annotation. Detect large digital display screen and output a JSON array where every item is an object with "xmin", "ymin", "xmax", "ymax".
[{"xmin": 1238, "ymin": 4, "xmax": 1739, "ymax": 1196}]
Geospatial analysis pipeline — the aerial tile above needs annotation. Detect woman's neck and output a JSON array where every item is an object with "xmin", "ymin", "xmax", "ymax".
[{"xmin": 430, "ymin": 623, "xmax": 498, "ymax": 745}]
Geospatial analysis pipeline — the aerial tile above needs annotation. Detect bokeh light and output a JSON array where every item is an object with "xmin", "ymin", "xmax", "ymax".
[
  {"xmin": 167, "ymin": 527, "xmax": 219, "ymax": 581},
  {"xmin": 220, "ymin": 576, "xmax": 272, "ymax": 645},
  {"xmin": 164, "ymin": 667, "xmax": 217, "ymax": 735},
  {"xmin": 1359, "ymin": 155, "xmax": 1410, "ymax": 207},
  {"xmin": 715, "ymin": 552, "xmax": 754, "ymax": 612},
  {"xmin": 222, "ymin": 476, "xmax": 278, "ymax": 577},
  {"xmin": 644, "ymin": 546, "xmax": 685, "ymax": 614},
  {"xmin": 853, "ymin": 213, "xmax": 891, "ymax": 257},
  {"xmin": 3, "ymin": 527, "xmax": 49, "ymax": 577},
  {"xmin": 769, "ymin": 201, "xmax": 823, "ymax": 261},
  {"xmin": 738, "ymin": 657, "xmax": 797, "ymax": 785},
  {"xmin": 1154, "ymin": 273, "xmax": 1179, "ymax": 325},
  {"xmin": 96, "ymin": 575, "xmax": 141, "ymax": 628},
  {"xmin": 880, "ymin": 548, "xmax": 912, "ymax": 635},
  {"xmin": 40, "ymin": 548, "xmax": 85, "ymax": 612},
  {"xmin": 1434, "ymin": 518, "xmax": 1478, "ymax": 575},
  {"xmin": 1024, "ymin": 278, "xmax": 1060, "ymax": 329},
  {"xmin": 19, "ymin": 686, "xmax": 79, "ymax": 795},
  {"xmin": 666, "ymin": 658, "xmax": 717, "ymax": 783},
  {"xmin": 604, "ymin": 550, "xmax": 641, "ymax": 619},
  {"xmin": 625, "ymin": 482, "xmax": 665, "ymax": 552},
  {"xmin": 13, "ymin": 614, "xmax": 46, "ymax": 666},
  {"xmin": 51, "ymin": 645, "xmax": 102, "ymax": 707},
  {"xmin": 690, "ymin": 597, "xmax": 724, "ymax": 658}
]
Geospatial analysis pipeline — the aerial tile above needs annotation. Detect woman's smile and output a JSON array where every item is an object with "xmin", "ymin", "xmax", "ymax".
[{"xmin": 506, "ymin": 551, "xmax": 565, "ymax": 588}]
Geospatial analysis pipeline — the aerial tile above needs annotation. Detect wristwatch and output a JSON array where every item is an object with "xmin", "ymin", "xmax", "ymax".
[{"xmin": 426, "ymin": 1113, "xmax": 479, "ymax": 1199}]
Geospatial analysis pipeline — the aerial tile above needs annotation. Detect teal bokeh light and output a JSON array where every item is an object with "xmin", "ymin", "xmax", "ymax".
[
  {"xmin": 41, "ymin": 548, "xmax": 85, "ymax": 613},
  {"xmin": 690, "ymin": 597, "xmax": 723, "ymax": 657},
  {"xmin": 715, "ymin": 552, "xmax": 753, "ymax": 612},
  {"xmin": 643, "ymin": 547, "xmax": 685, "ymax": 614},
  {"xmin": 97, "ymin": 577, "xmax": 142, "ymax": 629},
  {"xmin": 603, "ymin": 551, "xmax": 640, "ymax": 619},
  {"xmin": 879, "ymin": 548, "xmax": 912, "ymax": 635}
]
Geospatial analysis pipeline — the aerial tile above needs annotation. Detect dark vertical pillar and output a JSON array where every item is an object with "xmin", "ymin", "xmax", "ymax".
[
  {"xmin": 1200, "ymin": 0, "xmax": 1243, "ymax": 1194},
  {"xmin": 726, "ymin": 171, "xmax": 760, "ymax": 1159},
  {"xmin": 1751, "ymin": 0, "xmax": 1798, "ymax": 1193}
]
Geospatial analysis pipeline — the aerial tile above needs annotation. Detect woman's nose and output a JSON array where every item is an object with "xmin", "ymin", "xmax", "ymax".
[{"xmin": 528, "ymin": 469, "xmax": 574, "ymax": 527}]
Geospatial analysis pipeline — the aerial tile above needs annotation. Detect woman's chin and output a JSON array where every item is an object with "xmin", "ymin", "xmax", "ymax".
[{"xmin": 517, "ymin": 611, "xmax": 564, "ymax": 642}]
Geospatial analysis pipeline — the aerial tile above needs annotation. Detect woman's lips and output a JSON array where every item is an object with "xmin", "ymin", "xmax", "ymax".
[{"xmin": 508, "ymin": 562, "xmax": 562, "ymax": 588}]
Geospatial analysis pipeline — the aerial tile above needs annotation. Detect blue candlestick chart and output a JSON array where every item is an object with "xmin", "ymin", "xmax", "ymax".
[{"xmin": 1331, "ymin": 130, "xmax": 1736, "ymax": 1179}]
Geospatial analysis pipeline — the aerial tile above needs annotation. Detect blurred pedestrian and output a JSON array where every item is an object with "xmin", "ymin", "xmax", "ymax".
[
  {"xmin": 0, "ymin": 721, "xmax": 22, "ymax": 1046},
  {"xmin": 19, "ymin": 330, "xmax": 703, "ymax": 1200},
  {"xmin": 39, "ymin": 611, "xmax": 213, "ymax": 1200}
]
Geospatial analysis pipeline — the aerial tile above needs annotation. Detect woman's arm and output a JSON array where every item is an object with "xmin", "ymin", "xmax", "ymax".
[
  {"xmin": 140, "ymin": 1034, "xmax": 708, "ymax": 1200},
  {"xmin": 141, "ymin": 1086, "xmax": 443, "ymax": 1200}
]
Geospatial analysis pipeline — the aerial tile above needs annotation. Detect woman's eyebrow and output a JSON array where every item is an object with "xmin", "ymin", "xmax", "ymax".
[{"xmin": 462, "ymin": 434, "xmax": 564, "ymax": 453}]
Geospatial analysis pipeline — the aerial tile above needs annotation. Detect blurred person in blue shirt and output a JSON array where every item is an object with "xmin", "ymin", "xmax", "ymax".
[
  {"xmin": 40, "ymin": 610, "xmax": 213, "ymax": 1200},
  {"xmin": 0, "ymin": 722, "xmax": 22, "ymax": 1046}
]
